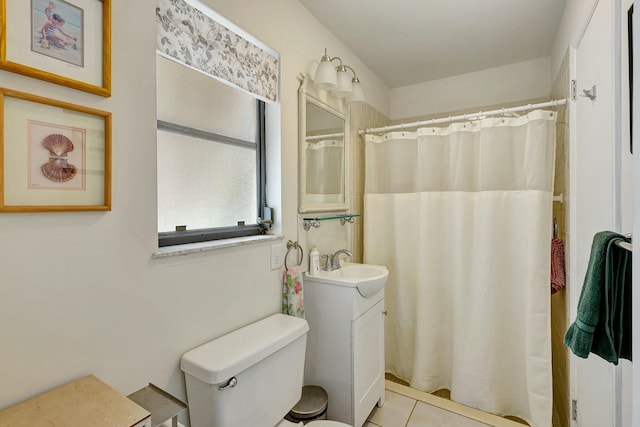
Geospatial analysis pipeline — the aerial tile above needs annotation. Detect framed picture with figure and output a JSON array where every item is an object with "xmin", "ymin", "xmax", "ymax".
[
  {"xmin": 31, "ymin": 0, "xmax": 85, "ymax": 67},
  {"xmin": 0, "ymin": 0, "xmax": 111, "ymax": 97},
  {"xmin": 0, "ymin": 87, "xmax": 112, "ymax": 212}
]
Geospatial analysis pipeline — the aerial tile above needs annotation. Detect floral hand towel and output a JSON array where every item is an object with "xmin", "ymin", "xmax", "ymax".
[{"xmin": 283, "ymin": 265, "xmax": 304, "ymax": 318}]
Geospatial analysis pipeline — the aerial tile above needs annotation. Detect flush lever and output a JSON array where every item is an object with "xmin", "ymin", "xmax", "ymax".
[{"xmin": 218, "ymin": 377, "xmax": 238, "ymax": 390}]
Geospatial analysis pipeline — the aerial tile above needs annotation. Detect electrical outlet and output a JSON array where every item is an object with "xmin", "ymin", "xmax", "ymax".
[{"xmin": 270, "ymin": 244, "xmax": 283, "ymax": 270}]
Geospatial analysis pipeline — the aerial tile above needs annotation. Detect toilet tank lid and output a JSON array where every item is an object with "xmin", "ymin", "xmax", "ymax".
[{"xmin": 181, "ymin": 314, "xmax": 309, "ymax": 385}]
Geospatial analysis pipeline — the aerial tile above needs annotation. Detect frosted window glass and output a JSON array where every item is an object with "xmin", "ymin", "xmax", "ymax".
[
  {"xmin": 157, "ymin": 131, "xmax": 257, "ymax": 232},
  {"xmin": 156, "ymin": 56, "xmax": 256, "ymax": 142}
]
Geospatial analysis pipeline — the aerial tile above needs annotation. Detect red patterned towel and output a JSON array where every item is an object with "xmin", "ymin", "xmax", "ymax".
[{"xmin": 551, "ymin": 238, "xmax": 566, "ymax": 294}]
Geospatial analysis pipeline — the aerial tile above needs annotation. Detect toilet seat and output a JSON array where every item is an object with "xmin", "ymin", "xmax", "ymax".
[
  {"xmin": 307, "ymin": 421, "xmax": 352, "ymax": 427},
  {"xmin": 277, "ymin": 419, "xmax": 352, "ymax": 427}
]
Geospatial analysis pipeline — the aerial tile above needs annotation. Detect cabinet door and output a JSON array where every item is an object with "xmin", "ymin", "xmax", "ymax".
[{"xmin": 353, "ymin": 299, "xmax": 385, "ymax": 427}]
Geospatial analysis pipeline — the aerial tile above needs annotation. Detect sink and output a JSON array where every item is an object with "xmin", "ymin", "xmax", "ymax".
[{"xmin": 305, "ymin": 262, "xmax": 388, "ymax": 298}]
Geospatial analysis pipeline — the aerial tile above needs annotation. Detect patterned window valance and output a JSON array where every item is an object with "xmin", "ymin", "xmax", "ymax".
[{"xmin": 156, "ymin": 0, "xmax": 279, "ymax": 103}]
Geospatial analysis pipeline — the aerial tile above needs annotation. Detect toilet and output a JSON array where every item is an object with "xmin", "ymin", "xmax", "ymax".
[
  {"xmin": 277, "ymin": 421, "xmax": 347, "ymax": 427},
  {"xmin": 180, "ymin": 313, "xmax": 352, "ymax": 427}
]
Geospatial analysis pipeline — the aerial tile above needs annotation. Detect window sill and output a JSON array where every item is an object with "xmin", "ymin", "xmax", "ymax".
[{"xmin": 152, "ymin": 234, "xmax": 284, "ymax": 259}]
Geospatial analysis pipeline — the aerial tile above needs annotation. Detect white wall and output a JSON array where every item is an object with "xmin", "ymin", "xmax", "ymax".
[
  {"xmin": 551, "ymin": 0, "xmax": 599, "ymax": 81},
  {"xmin": 389, "ymin": 57, "xmax": 551, "ymax": 120},
  {"xmin": 0, "ymin": 0, "xmax": 389, "ymax": 414},
  {"xmin": 202, "ymin": 0, "xmax": 390, "ymax": 244}
]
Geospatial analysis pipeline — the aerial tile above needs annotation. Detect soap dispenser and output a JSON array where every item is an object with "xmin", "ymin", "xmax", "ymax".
[{"xmin": 309, "ymin": 246, "xmax": 320, "ymax": 275}]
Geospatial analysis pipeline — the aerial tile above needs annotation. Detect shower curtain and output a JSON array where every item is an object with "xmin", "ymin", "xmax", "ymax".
[
  {"xmin": 306, "ymin": 139, "xmax": 344, "ymax": 195},
  {"xmin": 364, "ymin": 110, "xmax": 556, "ymax": 427}
]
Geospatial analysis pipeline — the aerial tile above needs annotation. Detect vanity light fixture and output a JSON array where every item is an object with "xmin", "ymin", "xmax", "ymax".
[
  {"xmin": 313, "ymin": 48, "xmax": 365, "ymax": 103},
  {"xmin": 314, "ymin": 49, "xmax": 338, "ymax": 90},
  {"xmin": 348, "ymin": 75, "xmax": 365, "ymax": 104},
  {"xmin": 333, "ymin": 64, "xmax": 353, "ymax": 97}
]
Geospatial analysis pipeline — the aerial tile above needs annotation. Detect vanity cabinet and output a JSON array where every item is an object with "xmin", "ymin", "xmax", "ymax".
[{"xmin": 303, "ymin": 274, "xmax": 385, "ymax": 427}]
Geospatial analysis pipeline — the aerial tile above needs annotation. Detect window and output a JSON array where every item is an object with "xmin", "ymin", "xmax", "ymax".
[{"xmin": 156, "ymin": 56, "xmax": 268, "ymax": 247}]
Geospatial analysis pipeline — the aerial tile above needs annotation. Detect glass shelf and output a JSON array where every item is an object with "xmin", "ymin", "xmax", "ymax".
[{"xmin": 303, "ymin": 213, "xmax": 361, "ymax": 230}]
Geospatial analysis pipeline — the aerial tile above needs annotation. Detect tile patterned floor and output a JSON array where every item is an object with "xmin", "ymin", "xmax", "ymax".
[{"xmin": 364, "ymin": 381, "xmax": 527, "ymax": 427}]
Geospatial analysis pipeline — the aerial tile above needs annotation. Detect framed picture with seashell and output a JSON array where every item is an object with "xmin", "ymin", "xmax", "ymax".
[
  {"xmin": 0, "ymin": 0, "xmax": 111, "ymax": 97},
  {"xmin": 0, "ymin": 87, "xmax": 111, "ymax": 212}
]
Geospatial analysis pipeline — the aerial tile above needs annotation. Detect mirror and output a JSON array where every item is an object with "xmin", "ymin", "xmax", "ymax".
[{"xmin": 298, "ymin": 76, "xmax": 349, "ymax": 213}]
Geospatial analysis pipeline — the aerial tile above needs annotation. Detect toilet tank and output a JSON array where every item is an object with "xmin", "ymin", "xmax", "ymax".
[{"xmin": 181, "ymin": 314, "xmax": 309, "ymax": 427}]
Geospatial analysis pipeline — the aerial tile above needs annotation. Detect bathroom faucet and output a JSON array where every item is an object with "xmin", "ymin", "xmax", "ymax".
[{"xmin": 324, "ymin": 249, "xmax": 352, "ymax": 271}]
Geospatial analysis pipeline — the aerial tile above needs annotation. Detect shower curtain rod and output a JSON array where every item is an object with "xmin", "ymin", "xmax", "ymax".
[
  {"xmin": 358, "ymin": 98, "xmax": 568, "ymax": 135},
  {"xmin": 306, "ymin": 132, "xmax": 344, "ymax": 141}
]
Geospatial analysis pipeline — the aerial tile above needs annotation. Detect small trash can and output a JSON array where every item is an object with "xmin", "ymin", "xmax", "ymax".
[{"xmin": 285, "ymin": 385, "xmax": 328, "ymax": 424}]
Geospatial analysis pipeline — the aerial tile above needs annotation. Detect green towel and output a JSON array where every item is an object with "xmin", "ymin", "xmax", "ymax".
[{"xmin": 564, "ymin": 231, "xmax": 632, "ymax": 364}]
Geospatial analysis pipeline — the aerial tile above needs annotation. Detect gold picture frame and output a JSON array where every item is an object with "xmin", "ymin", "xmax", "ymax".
[
  {"xmin": 0, "ymin": 87, "xmax": 112, "ymax": 212},
  {"xmin": 0, "ymin": 0, "xmax": 111, "ymax": 97}
]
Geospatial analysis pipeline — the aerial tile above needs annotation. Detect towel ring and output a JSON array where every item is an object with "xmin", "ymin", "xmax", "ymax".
[{"xmin": 285, "ymin": 240, "xmax": 304, "ymax": 270}]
